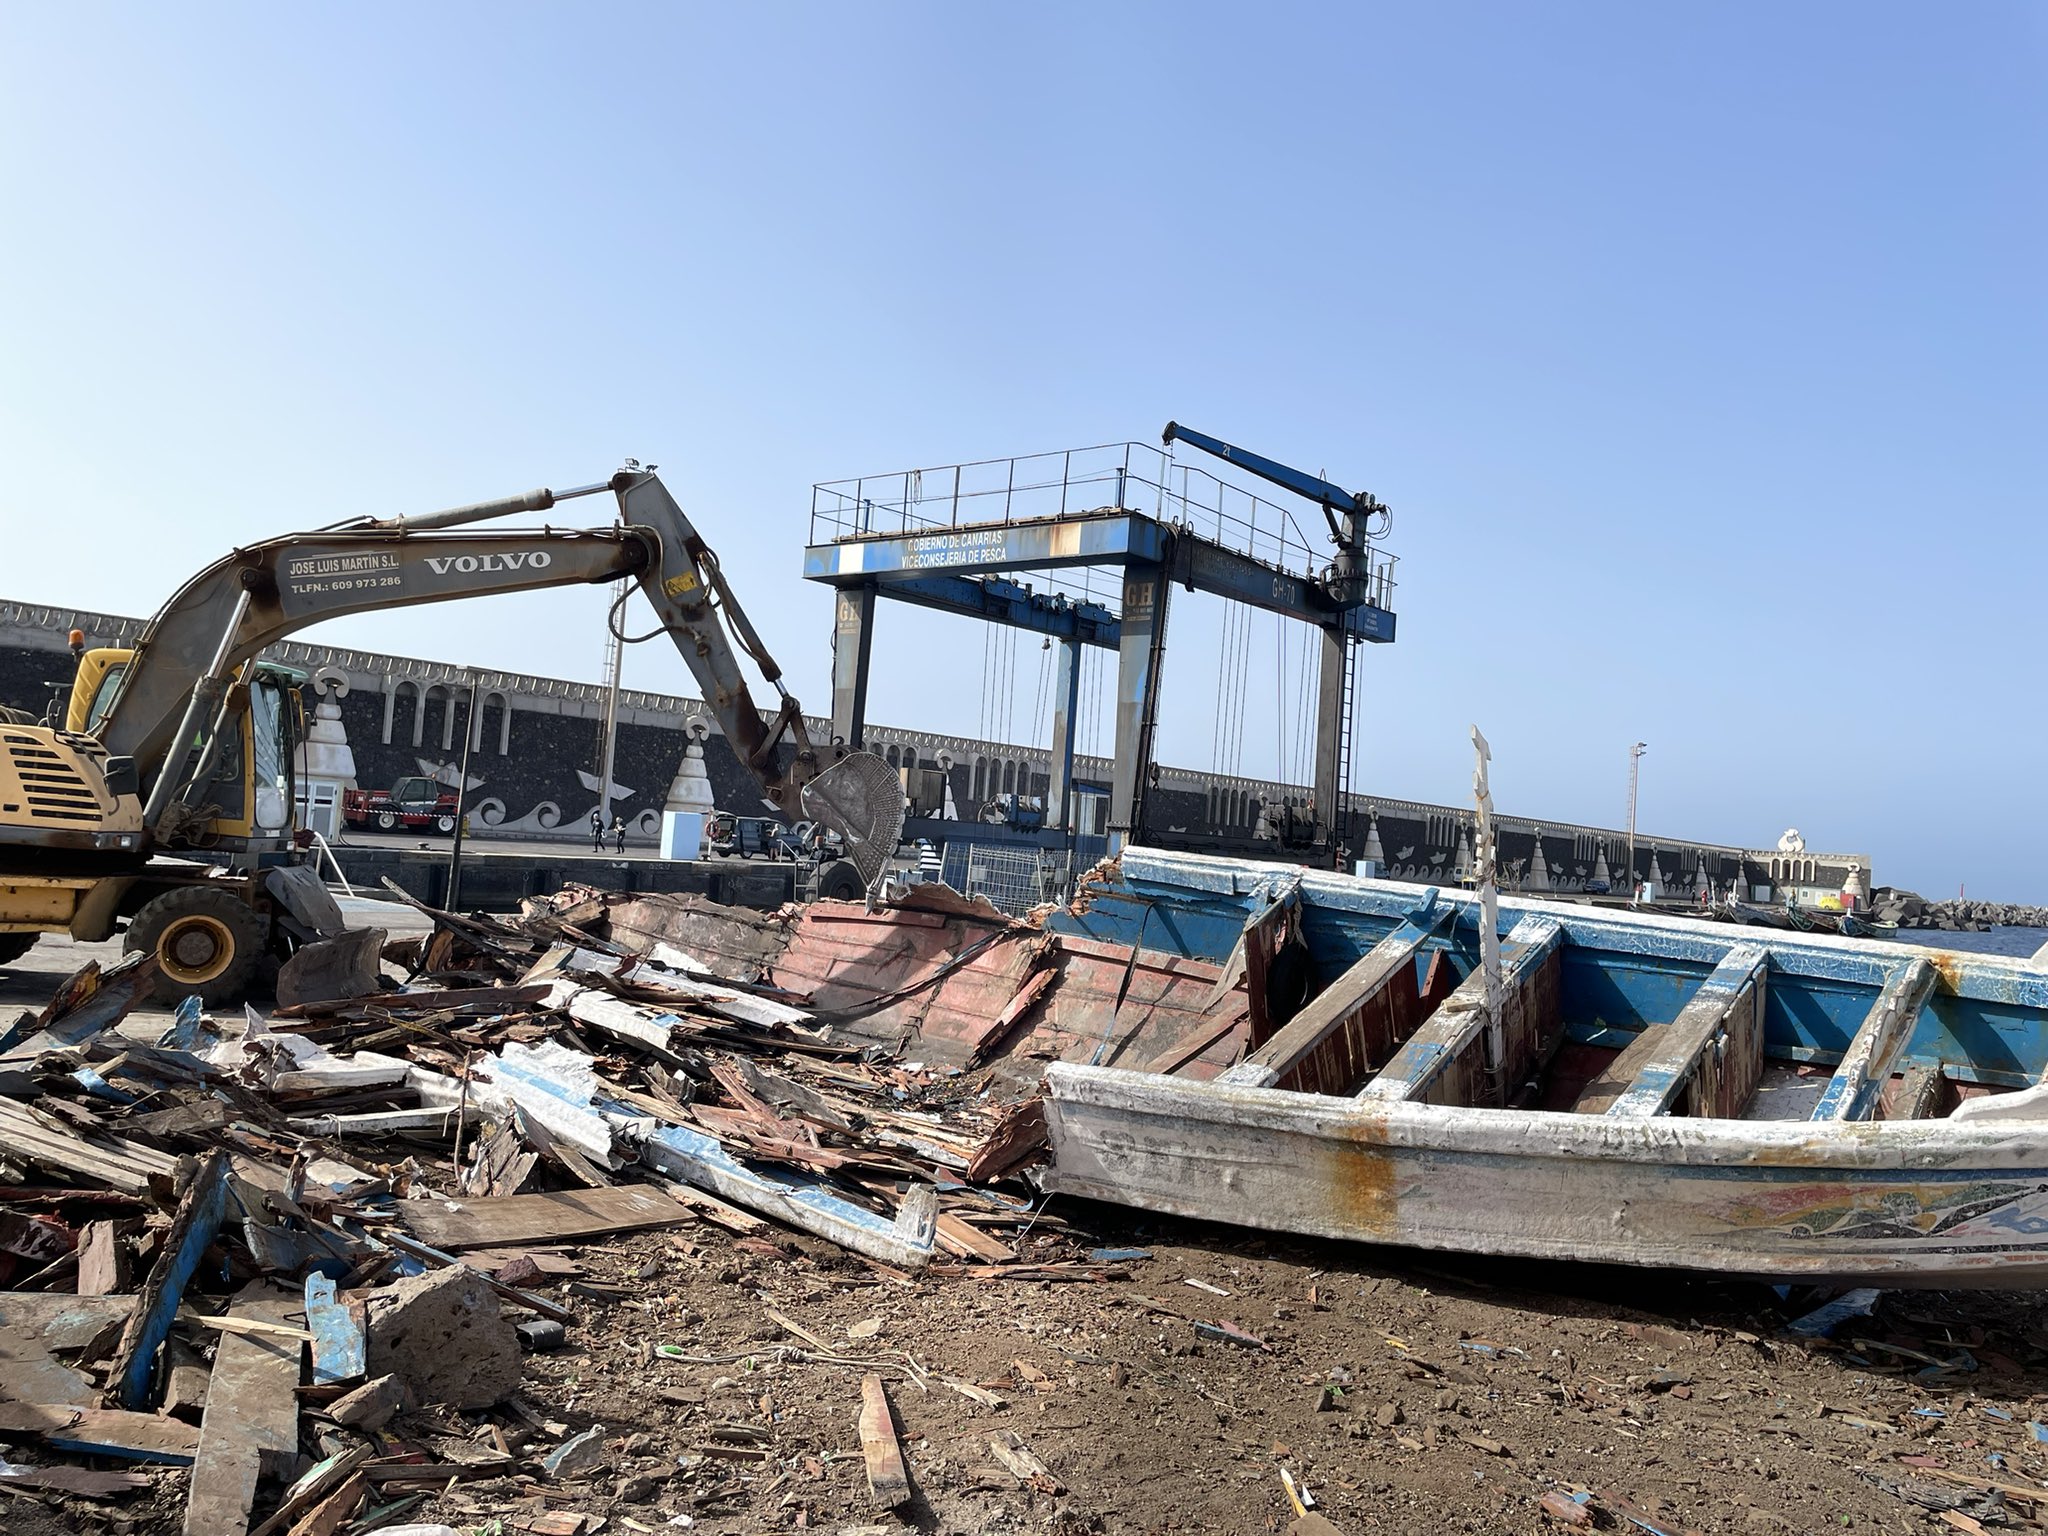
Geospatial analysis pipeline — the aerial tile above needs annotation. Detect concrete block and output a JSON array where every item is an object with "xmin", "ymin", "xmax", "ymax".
[{"xmin": 365, "ymin": 1266, "xmax": 521, "ymax": 1410}]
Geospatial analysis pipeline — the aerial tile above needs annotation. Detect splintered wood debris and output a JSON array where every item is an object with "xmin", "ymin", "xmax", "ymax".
[{"xmin": 0, "ymin": 879, "xmax": 1245, "ymax": 1532}]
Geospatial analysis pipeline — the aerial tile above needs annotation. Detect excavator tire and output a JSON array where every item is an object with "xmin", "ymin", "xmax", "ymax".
[
  {"xmin": 814, "ymin": 858, "xmax": 867, "ymax": 903},
  {"xmin": 0, "ymin": 932, "xmax": 37, "ymax": 967},
  {"xmin": 126, "ymin": 886, "xmax": 267, "ymax": 1005}
]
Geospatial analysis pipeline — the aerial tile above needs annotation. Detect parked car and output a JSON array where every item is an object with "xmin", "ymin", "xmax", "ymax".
[
  {"xmin": 711, "ymin": 815, "xmax": 786, "ymax": 859},
  {"xmin": 342, "ymin": 775, "xmax": 459, "ymax": 834}
]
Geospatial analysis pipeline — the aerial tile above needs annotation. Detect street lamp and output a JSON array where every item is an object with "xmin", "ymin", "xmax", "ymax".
[
  {"xmin": 1626, "ymin": 742, "xmax": 1648, "ymax": 897},
  {"xmin": 446, "ymin": 668, "xmax": 480, "ymax": 911}
]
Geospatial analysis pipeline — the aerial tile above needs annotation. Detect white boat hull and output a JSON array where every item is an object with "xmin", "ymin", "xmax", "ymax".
[{"xmin": 1044, "ymin": 1061, "xmax": 2048, "ymax": 1287}]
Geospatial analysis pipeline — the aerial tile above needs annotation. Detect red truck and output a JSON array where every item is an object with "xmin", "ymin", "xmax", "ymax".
[{"xmin": 341, "ymin": 775, "xmax": 460, "ymax": 834}]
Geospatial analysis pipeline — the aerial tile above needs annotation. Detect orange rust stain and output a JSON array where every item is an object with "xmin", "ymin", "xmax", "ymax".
[
  {"xmin": 1334, "ymin": 1111, "xmax": 1393, "ymax": 1148},
  {"xmin": 1322, "ymin": 1138, "xmax": 1398, "ymax": 1237},
  {"xmin": 1927, "ymin": 951, "xmax": 1963, "ymax": 994}
]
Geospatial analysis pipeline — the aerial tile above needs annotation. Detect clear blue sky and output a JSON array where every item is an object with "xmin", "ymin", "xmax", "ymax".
[{"xmin": 3, "ymin": 6, "xmax": 2042, "ymax": 897}]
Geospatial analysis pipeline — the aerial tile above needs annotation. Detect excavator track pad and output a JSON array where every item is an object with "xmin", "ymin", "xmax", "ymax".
[{"xmin": 801, "ymin": 751, "xmax": 906, "ymax": 890}]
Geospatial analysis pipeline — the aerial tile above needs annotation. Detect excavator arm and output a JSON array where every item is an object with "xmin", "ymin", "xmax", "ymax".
[{"xmin": 96, "ymin": 468, "xmax": 904, "ymax": 882}]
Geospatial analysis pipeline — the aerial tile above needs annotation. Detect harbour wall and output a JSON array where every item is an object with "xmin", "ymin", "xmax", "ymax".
[{"xmin": 0, "ymin": 598, "xmax": 1863, "ymax": 901}]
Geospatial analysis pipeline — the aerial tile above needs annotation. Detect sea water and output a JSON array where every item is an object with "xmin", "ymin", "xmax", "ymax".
[{"xmin": 1892, "ymin": 925, "xmax": 2048, "ymax": 961}]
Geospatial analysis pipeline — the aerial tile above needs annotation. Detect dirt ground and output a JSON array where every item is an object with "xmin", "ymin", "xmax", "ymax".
[{"xmin": 361, "ymin": 1207, "xmax": 2048, "ymax": 1536}]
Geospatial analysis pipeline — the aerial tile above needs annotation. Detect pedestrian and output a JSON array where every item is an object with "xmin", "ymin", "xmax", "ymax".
[
  {"xmin": 612, "ymin": 814, "xmax": 627, "ymax": 853},
  {"xmin": 589, "ymin": 807, "xmax": 604, "ymax": 853}
]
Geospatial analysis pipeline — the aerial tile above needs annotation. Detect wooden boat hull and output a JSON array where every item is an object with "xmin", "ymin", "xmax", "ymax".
[
  {"xmin": 1046, "ymin": 1062, "xmax": 2048, "ymax": 1286},
  {"xmin": 1043, "ymin": 848, "xmax": 2048, "ymax": 1287}
]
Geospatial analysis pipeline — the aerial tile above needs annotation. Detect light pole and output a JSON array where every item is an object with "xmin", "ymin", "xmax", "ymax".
[
  {"xmin": 1626, "ymin": 741, "xmax": 1648, "ymax": 896},
  {"xmin": 446, "ymin": 669, "xmax": 480, "ymax": 911},
  {"xmin": 596, "ymin": 579, "xmax": 625, "ymax": 834}
]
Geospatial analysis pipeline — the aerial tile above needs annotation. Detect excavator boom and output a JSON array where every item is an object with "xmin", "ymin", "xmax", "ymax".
[{"xmin": 97, "ymin": 468, "xmax": 903, "ymax": 885}]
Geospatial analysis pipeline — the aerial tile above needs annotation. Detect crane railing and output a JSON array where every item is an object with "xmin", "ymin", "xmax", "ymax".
[{"xmin": 810, "ymin": 440, "xmax": 1398, "ymax": 615}]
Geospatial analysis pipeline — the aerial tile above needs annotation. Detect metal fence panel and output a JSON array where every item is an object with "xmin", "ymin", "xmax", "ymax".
[{"xmin": 938, "ymin": 840, "xmax": 1072, "ymax": 917}]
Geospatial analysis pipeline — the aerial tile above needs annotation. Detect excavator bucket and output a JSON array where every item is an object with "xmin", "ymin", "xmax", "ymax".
[{"xmin": 801, "ymin": 751, "xmax": 907, "ymax": 890}]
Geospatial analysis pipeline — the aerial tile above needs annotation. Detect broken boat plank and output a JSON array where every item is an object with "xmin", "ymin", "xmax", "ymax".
[
  {"xmin": 857, "ymin": 1373, "xmax": 912, "ymax": 1508},
  {"xmin": 0, "ymin": 1400, "xmax": 202, "ymax": 1464},
  {"xmin": 638, "ymin": 1120, "xmax": 938, "ymax": 1269},
  {"xmin": 287, "ymin": 1105, "xmax": 473, "ymax": 1138},
  {"xmin": 1812, "ymin": 957, "xmax": 1939, "ymax": 1122},
  {"xmin": 0, "ymin": 952, "xmax": 161, "ymax": 1057},
  {"xmin": 0, "ymin": 1095, "xmax": 180, "ymax": 1195},
  {"xmin": 0, "ymin": 1293, "xmax": 136, "ymax": 1407},
  {"xmin": 398, "ymin": 1184, "xmax": 692, "ymax": 1250},
  {"xmin": 1603, "ymin": 944, "xmax": 1769, "ymax": 1118},
  {"xmin": 184, "ymin": 1286, "xmax": 305, "ymax": 1536},
  {"xmin": 113, "ymin": 1148, "xmax": 231, "ymax": 1410},
  {"xmin": 275, "ymin": 982, "xmax": 551, "ymax": 1018},
  {"xmin": 934, "ymin": 1211, "xmax": 1017, "ymax": 1264},
  {"xmin": 304, "ymin": 1273, "xmax": 365, "ymax": 1385},
  {"xmin": 77, "ymin": 1219, "xmax": 130, "ymax": 1296}
]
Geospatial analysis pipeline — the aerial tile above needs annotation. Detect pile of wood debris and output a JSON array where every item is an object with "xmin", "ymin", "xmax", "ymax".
[{"xmin": 0, "ymin": 879, "xmax": 1248, "ymax": 1534}]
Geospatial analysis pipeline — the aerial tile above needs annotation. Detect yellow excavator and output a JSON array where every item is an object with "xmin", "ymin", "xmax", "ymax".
[{"xmin": 0, "ymin": 467, "xmax": 904, "ymax": 1001}]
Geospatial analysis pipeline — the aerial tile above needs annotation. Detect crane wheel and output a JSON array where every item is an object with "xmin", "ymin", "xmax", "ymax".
[
  {"xmin": 126, "ymin": 886, "xmax": 267, "ymax": 1004},
  {"xmin": 0, "ymin": 933, "xmax": 37, "ymax": 968}
]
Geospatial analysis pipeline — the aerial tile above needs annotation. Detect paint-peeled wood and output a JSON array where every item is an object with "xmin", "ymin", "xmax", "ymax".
[
  {"xmin": 304, "ymin": 1273, "xmax": 365, "ymax": 1385},
  {"xmin": 1043, "ymin": 1059, "xmax": 2048, "ymax": 1286},
  {"xmin": 114, "ymin": 1148, "xmax": 231, "ymax": 1409}
]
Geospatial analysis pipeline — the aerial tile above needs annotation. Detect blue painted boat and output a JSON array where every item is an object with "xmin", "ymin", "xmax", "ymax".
[{"xmin": 1042, "ymin": 848, "xmax": 2048, "ymax": 1288}]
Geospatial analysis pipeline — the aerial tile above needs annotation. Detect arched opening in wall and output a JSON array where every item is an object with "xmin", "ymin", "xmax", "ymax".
[
  {"xmin": 477, "ymin": 691, "xmax": 510, "ymax": 755},
  {"xmin": 885, "ymin": 745, "xmax": 900, "ymax": 768},
  {"xmin": 422, "ymin": 684, "xmax": 453, "ymax": 755},
  {"xmin": 386, "ymin": 679, "xmax": 420, "ymax": 747},
  {"xmin": 1002, "ymin": 761, "xmax": 1016, "ymax": 794},
  {"xmin": 972, "ymin": 758, "xmax": 986, "ymax": 803}
]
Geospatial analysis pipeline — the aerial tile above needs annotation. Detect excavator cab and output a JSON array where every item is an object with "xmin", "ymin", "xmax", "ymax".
[
  {"xmin": 65, "ymin": 648, "xmax": 303, "ymax": 854},
  {"xmin": 67, "ymin": 648, "xmax": 128, "ymax": 735}
]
